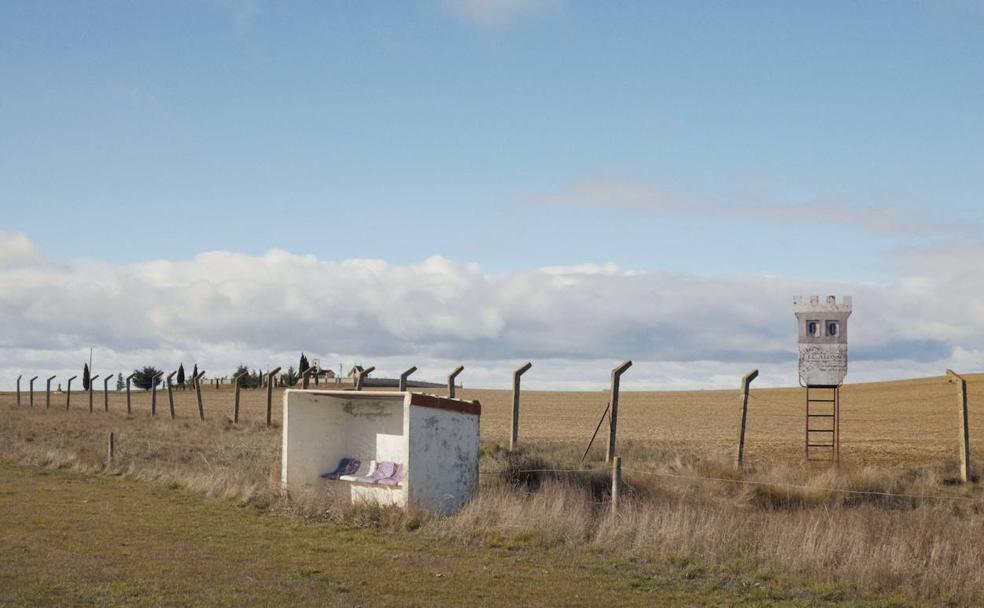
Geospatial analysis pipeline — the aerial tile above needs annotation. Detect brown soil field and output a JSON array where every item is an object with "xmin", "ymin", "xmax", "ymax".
[{"xmin": 3, "ymin": 373, "xmax": 982, "ymax": 468}]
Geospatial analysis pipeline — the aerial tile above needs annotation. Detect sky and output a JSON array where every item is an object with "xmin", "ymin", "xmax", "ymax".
[{"xmin": 1, "ymin": 1, "xmax": 984, "ymax": 390}]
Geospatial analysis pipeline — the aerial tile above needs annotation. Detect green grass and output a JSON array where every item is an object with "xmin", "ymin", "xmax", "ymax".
[{"xmin": 0, "ymin": 462, "xmax": 912, "ymax": 607}]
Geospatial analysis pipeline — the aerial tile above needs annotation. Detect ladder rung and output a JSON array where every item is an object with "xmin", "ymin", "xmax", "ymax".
[
  {"xmin": 807, "ymin": 428, "xmax": 834, "ymax": 432},
  {"xmin": 807, "ymin": 414, "xmax": 835, "ymax": 418},
  {"xmin": 807, "ymin": 443, "xmax": 834, "ymax": 447},
  {"xmin": 808, "ymin": 399, "xmax": 836, "ymax": 403}
]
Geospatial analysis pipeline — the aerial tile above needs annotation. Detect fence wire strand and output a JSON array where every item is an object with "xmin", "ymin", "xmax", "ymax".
[{"xmin": 482, "ymin": 467, "xmax": 981, "ymax": 503}]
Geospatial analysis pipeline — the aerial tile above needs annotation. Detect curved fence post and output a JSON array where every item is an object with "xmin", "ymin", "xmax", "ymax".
[
  {"xmin": 46, "ymin": 375, "xmax": 56, "ymax": 410},
  {"xmin": 735, "ymin": 369, "xmax": 759, "ymax": 471},
  {"xmin": 448, "ymin": 365, "xmax": 464, "ymax": 399},
  {"xmin": 88, "ymin": 375, "xmax": 100, "ymax": 413},
  {"xmin": 510, "ymin": 362, "xmax": 533, "ymax": 451},
  {"xmin": 66, "ymin": 376, "xmax": 78, "ymax": 411},
  {"xmin": 151, "ymin": 372, "xmax": 163, "ymax": 416},
  {"xmin": 232, "ymin": 371, "xmax": 248, "ymax": 423},
  {"xmin": 399, "ymin": 366, "xmax": 417, "ymax": 392},
  {"xmin": 195, "ymin": 371, "xmax": 206, "ymax": 421},
  {"xmin": 103, "ymin": 375, "xmax": 112, "ymax": 412},
  {"xmin": 16, "ymin": 375, "xmax": 22, "ymax": 407},
  {"xmin": 125, "ymin": 372, "xmax": 137, "ymax": 415},
  {"xmin": 29, "ymin": 376, "xmax": 38, "ymax": 409},
  {"xmin": 299, "ymin": 367, "xmax": 314, "ymax": 389},
  {"xmin": 265, "ymin": 367, "xmax": 282, "ymax": 427},
  {"xmin": 166, "ymin": 371, "xmax": 177, "ymax": 420},
  {"xmin": 606, "ymin": 360, "xmax": 632, "ymax": 463},
  {"xmin": 355, "ymin": 366, "xmax": 375, "ymax": 392}
]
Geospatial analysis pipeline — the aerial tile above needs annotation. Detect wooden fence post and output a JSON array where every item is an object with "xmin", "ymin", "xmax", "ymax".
[
  {"xmin": 510, "ymin": 362, "xmax": 533, "ymax": 451},
  {"xmin": 735, "ymin": 369, "xmax": 759, "ymax": 471},
  {"xmin": 266, "ymin": 367, "xmax": 282, "ymax": 427},
  {"xmin": 29, "ymin": 376, "xmax": 38, "ymax": 409},
  {"xmin": 125, "ymin": 372, "xmax": 136, "ymax": 415},
  {"xmin": 399, "ymin": 366, "xmax": 417, "ymax": 392},
  {"xmin": 233, "ymin": 371, "xmax": 247, "ymax": 424},
  {"xmin": 448, "ymin": 365, "xmax": 464, "ymax": 399},
  {"xmin": 606, "ymin": 361, "xmax": 632, "ymax": 463},
  {"xmin": 16, "ymin": 375, "xmax": 22, "ymax": 407},
  {"xmin": 166, "ymin": 371, "xmax": 177, "ymax": 419},
  {"xmin": 611, "ymin": 456, "xmax": 622, "ymax": 517},
  {"xmin": 947, "ymin": 369, "xmax": 971, "ymax": 483},
  {"xmin": 88, "ymin": 375, "xmax": 99, "ymax": 413},
  {"xmin": 194, "ymin": 371, "xmax": 206, "ymax": 421},
  {"xmin": 107, "ymin": 431, "xmax": 115, "ymax": 462},
  {"xmin": 66, "ymin": 376, "xmax": 77, "ymax": 410},
  {"xmin": 45, "ymin": 375, "xmax": 56, "ymax": 409},
  {"xmin": 151, "ymin": 372, "xmax": 163, "ymax": 416},
  {"xmin": 103, "ymin": 375, "xmax": 112, "ymax": 412}
]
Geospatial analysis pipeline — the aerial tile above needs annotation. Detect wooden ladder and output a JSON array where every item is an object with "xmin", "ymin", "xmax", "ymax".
[{"xmin": 805, "ymin": 385, "xmax": 840, "ymax": 463}]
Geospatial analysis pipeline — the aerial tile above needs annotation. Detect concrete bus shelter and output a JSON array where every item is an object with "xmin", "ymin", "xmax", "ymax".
[{"xmin": 281, "ymin": 390, "xmax": 481, "ymax": 514}]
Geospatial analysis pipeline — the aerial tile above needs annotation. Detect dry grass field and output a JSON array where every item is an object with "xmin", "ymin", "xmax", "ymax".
[{"xmin": 2, "ymin": 374, "xmax": 984, "ymax": 606}]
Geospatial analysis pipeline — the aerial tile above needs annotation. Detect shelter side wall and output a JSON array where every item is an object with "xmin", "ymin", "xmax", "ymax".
[
  {"xmin": 282, "ymin": 392, "xmax": 350, "ymax": 495},
  {"xmin": 407, "ymin": 407, "xmax": 480, "ymax": 514},
  {"xmin": 282, "ymin": 392, "xmax": 405, "ymax": 496}
]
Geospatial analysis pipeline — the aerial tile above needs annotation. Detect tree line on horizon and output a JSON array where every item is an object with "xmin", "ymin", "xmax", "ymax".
[{"xmin": 79, "ymin": 353, "xmax": 318, "ymax": 391}]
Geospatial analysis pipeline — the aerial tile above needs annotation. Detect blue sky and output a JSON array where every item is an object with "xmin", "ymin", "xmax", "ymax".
[
  {"xmin": 1, "ymin": 1, "xmax": 983, "ymax": 388},
  {"xmin": 4, "ymin": 1, "xmax": 983, "ymax": 276}
]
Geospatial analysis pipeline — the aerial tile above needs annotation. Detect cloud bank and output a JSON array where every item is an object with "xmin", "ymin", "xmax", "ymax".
[{"xmin": 1, "ymin": 231, "xmax": 981, "ymax": 390}]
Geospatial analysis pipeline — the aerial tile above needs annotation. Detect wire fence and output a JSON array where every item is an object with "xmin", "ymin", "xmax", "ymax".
[{"xmin": 484, "ymin": 466, "xmax": 981, "ymax": 504}]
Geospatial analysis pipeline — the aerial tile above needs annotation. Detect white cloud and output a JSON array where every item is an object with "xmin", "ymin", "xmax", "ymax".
[
  {"xmin": 444, "ymin": 0, "xmax": 562, "ymax": 28},
  {"xmin": 0, "ymin": 232, "xmax": 982, "ymax": 390},
  {"xmin": 0, "ymin": 231, "xmax": 43, "ymax": 269}
]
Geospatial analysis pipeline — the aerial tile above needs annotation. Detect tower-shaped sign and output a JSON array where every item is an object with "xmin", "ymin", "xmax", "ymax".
[
  {"xmin": 794, "ymin": 295, "xmax": 852, "ymax": 463},
  {"xmin": 794, "ymin": 295, "xmax": 852, "ymax": 387}
]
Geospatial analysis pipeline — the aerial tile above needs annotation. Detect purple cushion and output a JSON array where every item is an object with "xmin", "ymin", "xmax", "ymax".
[
  {"xmin": 321, "ymin": 458, "xmax": 360, "ymax": 480},
  {"xmin": 373, "ymin": 462, "xmax": 403, "ymax": 486}
]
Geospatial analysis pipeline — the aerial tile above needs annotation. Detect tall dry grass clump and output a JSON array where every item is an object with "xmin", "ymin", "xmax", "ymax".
[{"xmin": 438, "ymin": 445, "xmax": 984, "ymax": 603}]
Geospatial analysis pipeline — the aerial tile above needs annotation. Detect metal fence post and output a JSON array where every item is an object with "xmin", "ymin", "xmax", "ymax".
[
  {"xmin": 510, "ymin": 362, "xmax": 533, "ymax": 451},
  {"xmin": 448, "ymin": 365, "xmax": 464, "ymax": 399}
]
